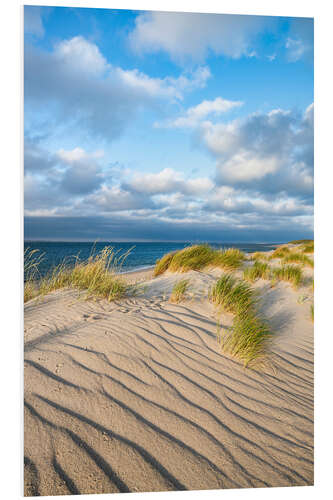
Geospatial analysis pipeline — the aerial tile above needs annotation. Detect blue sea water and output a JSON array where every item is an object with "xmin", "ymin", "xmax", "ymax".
[{"xmin": 24, "ymin": 241, "xmax": 278, "ymax": 279}]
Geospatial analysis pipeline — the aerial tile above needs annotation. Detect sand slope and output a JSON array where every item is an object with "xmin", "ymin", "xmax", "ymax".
[{"xmin": 24, "ymin": 269, "xmax": 313, "ymax": 496}]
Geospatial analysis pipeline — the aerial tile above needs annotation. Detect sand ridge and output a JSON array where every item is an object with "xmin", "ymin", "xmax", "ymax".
[{"xmin": 24, "ymin": 266, "xmax": 313, "ymax": 496}]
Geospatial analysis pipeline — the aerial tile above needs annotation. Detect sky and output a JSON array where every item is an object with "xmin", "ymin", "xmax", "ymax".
[{"xmin": 24, "ymin": 5, "xmax": 314, "ymax": 242}]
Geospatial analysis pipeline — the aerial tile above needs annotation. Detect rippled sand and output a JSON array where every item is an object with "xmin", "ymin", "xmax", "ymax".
[{"xmin": 24, "ymin": 267, "xmax": 313, "ymax": 496}]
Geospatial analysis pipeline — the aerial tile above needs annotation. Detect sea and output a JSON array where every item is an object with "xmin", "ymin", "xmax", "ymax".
[{"xmin": 24, "ymin": 241, "xmax": 278, "ymax": 279}]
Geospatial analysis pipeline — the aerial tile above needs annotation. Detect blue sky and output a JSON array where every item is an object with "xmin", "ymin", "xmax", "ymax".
[{"xmin": 24, "ymin": 5, "xmax": 313, "ymax": 242}]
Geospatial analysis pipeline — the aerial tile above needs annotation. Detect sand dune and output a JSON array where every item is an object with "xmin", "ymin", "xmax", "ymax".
[{"xmin": 24, "ymin": 268, "xmax": 313, "ymax": 496}]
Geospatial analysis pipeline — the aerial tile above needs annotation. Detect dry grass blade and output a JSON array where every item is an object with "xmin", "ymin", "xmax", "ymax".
[{"xmin": 169, "ymin": 279, "xmax": 190, "ymax": 303}]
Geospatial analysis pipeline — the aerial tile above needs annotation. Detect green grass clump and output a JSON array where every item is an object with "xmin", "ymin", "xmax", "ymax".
[
  {"xmin": 301, "ymin": 241, "xmax": 314, "ymax": 253},
  {"xmin": 211, "ymin": 273, "xmax": 272, "ymax": 368},
  {"xmin": 210, "ymin": 273, "xmax": 257, "ymax": 315},
  {"xmin": 310, "ymin": 304, "xmax": 314, "ymax": 322},
  {"xmin": 153, "ymin": 244, "xmax": 245, "ymax": 275},
  {"xmin": 271, "ymin": 246, "xmax": 291, "ymax": 259},
  {"xmin": 218, "ymin": 313, "xmax": 272, "ymax": 368},
  {"xmin": 168, "ymin": 245, "xmax": 216, "ymax": 273},
  {"xmin": 169, "ymin": 279, "xmax": 190, "ymax": 303},
  {"xmin": 154, "ymin": 251, "xmax": 177, "ymax": 277},
  {"xmin": 271, "ymin": 264, "xmax": 303, "ymax": 288},
  {"xmin": 251, "ymin": 252, "xmax": 269, "ymax": 261},
  {"xmin": 213, "ymin": 248, "xmax": 245, "ymax": 271},
  {"xmin": 24, "ymin": 247, "xmax": 130, "ymax": 303},
  {"xmin": 243, "ymin": 261, "xmax": 271, "ymax": 282},
  {"xmin": 282, "ymin": 252, "xmax": 314, "ymax": 268}
]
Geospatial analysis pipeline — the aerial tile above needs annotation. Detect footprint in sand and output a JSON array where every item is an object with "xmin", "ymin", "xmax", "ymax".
[{"xmin": 83, "ymin": 314, "xmax": 103, "ymax": 321}]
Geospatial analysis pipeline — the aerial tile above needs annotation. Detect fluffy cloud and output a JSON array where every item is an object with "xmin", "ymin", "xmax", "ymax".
[
  {"xmin": 124, "ymin": 168, "xmax": 214, "ymax": 196},
  {"xmin": 197, "ymin": 106, "xmax": 314, "ymax": 197},
  {"xmin": 25, "ymin": 36, "xmax": 210, "ymax": 140},
  {"xmin": 129, "ymin": 11, "xmax": 273, "ymax": 63},
  {"xmin": 156, "ymin": 97, "xmax": 243, "ymax": 128}
]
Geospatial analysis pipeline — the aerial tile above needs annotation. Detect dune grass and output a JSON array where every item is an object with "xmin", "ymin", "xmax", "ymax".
[
  {"xmin": 169, "ymin": 279, "xmax": 190, "ymax": 303},
  {"xmin": 218, "ymin": 313, "xmax": 272, "ymax": 368},
  {"xmin": 282, "ymin": 252, "xmax": 314, "ymax": 268},
  {"xmin": 24, "ymin": 248, "xmax": 46, "ymax": 302},
  {"xmin": 154, "ymin": 251, "xmax": 177, "ymax": 277},
  {"xmin": 250, "ymin": 251, "xmax": 270, "ymax": 261},
  {"xmin": 214, "ymin": 248, "xmax": 245, "ymax": 271},
  {"xmin": 288, "ymin": 239, "xmax": 313, "ymax": 245},
  {"xmin": 168, "ymin": 244, "xmax": 216, "ymax": 273},
  {"xmin": 271, "ymin": 264, "xmax": 303, "ymax": 288},
  {"xmin": 154, "ymin": 244, "xmax": 245, "ymax": 276},
  {"xmin": 302, "ymin": 241, "xmax": 314, "ymax": 253},
  {"xmin": 310, "ymin": 303, "xmax": 314, "ymax": 322},
  {"xmin": 243, "ymin": 261, "xmax": 271, "ymax": 282},
  {"xmin": 211, "ymin": 273, "xmax": 271, "ymax": 367},
  {"xmin": 24, "ymin": 246, "xmax": 131, "ymax": 303},
  {"xmin": 270, "ymin": 246, "xmax": 291, "ymax": 259},
  {"xmin": 210, "ymin": 273, "xmax": 257, "ymax": 315}
]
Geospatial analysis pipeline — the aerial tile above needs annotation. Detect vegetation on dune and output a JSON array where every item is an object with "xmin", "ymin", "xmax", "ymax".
[
  {"xmin": 168, "ymin": 244, "xmax": 217, "ymax": 272},
  {"xmin": 210, "ymin": 273, "xmax": 257, "ymax": 316},
  {"xmin": 282, "ymin": 252, "xmax": 314, "ymax": 268},
  {"xmin": 301, "ymin": 241, "xmax": 314, "ymax": 254},
  {"xmin": 24, "ymin": 246, "xmax": 131, "ymax": 303},
  {"xmin": 288, "ymin": 239, "xmax": 313, "ymax": 245},
  {"xmin": 169, "ymin": 279, "xmax": 190, "ymax": 303},
  {"xmin": 218, "ymin": 313, "xmax": 272, "ymax": 368},
  {"xmin": 154, "ymin": 244, "xmax": 245, "ymax": 275},
  {"xmin": 213, "ymin": 248, "xmax": 245, "ymax": 271},
  {"xmin": 211, "ymin": 273, "xmax": 271, "ymax": 368},
  {"xmin": 271, "ymin": 264, "xmax": 303, "ymax": 288},
  {"xmin": 270, "ymin": 246, "xmax": 291, "ymax": 259},
  {"xmin": 154, "ymin": 251, "xmax": 177, "ymax": 277},
  {"xmin": 250, "ymin": 251, "xmax": 270, "ymax": 261},
  {"xmin": 310, "ymin": 303, "xmax": 314, "ymax": 322},
  {"xmin": 243, "ymin": 261, "xmax": 271, "ymax": 282}
]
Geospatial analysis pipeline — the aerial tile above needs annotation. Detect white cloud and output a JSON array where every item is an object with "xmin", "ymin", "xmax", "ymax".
[
  {"xmin": 129, "ymin": 11, "xmax": 272, "ymax": 63},
  {"xmin": 197, "ymin": 106, "xmax": 314, "ymax": 195},
  {"xmin": 157, "ymin": 97, "xmax": 243, "ymax": 128},
  {"xmin": 25, "ymin": 37, "xmax": 211, "ymax": 139},
  {"xmin": 55, "ymin": 36, "xmax": 109, "ymax": 76},
  {"xmin": 57, "ymin": 147, "xmax": 104, "ymax": 164},
  {"xmin": 125, "ymin": 168, "xmax": 214, "ymax": 196},
  {"xmin": 218, "ymin": 151, "xmax": 279, "ymax": 182}
]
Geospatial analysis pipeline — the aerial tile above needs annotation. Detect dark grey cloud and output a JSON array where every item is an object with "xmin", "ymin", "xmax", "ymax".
[
  {"xmin": 24, "ymin": 215, "xmax": 313, "ymax": 243},
  {"xmin": 24, "ymin": 135, "xmax": 57, "ymax": 173}
]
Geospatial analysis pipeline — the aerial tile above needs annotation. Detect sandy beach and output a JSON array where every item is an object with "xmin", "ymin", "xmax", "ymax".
[{"xmin": 24, "ymin": 249, "xmax": 314, "ymax": 495}]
